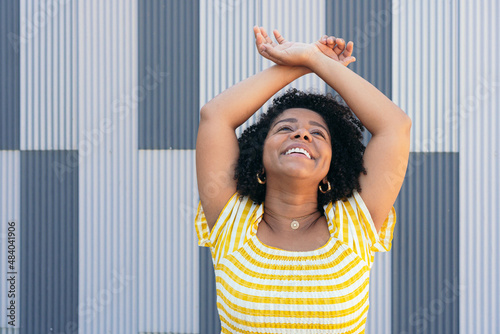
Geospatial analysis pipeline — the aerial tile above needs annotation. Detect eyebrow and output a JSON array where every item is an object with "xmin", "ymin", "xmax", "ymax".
[{"xmin": 273, "ymin": 118, "xmax": 330, "ymax": 135}]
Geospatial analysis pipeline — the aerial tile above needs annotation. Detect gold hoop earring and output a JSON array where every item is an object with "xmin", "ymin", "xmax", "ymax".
[
  {"xmin": 319, "ymin": 180, "xmax": 331, "ymax": 194},
  {"xmin": 256, "ymin": 171, "xmax": 266, "ymax": 185}
]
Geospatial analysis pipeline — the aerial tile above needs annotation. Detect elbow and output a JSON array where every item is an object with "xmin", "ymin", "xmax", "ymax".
[
  {"xmin": 400, "ymin": 111, "xmax": 412, "ymax": 134},
  {"xmin": 199, "ymin": 105, "xmax": 214, "ymax": 123}
]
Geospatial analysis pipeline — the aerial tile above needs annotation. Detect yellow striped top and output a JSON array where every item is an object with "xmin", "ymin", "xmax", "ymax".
[{"xmin": 195, "ymin": 190, "xmax": 396, "ymax": 333}]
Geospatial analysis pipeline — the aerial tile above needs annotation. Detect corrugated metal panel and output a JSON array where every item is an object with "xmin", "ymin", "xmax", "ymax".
[
  {"xmin": 20, "ymin": 0, "xmax": 77, "ymax": 150},
  {"xmin": 20, "ymin": 151, "xmax": 79, "ymax": 334},
  {"xmin": 325, "ymin": 1, "xmax": 393, "ymax": 332},
  {"xmin": 459, "ymin": 0, "xmax": 500, "ymax": 332},
  {"xmin": 365, "ymin": 253, "xmax": 391, "ymax": 334},
  {"xmin": 392, "ymin": 0, "xmax": 459, "ymax": 153},
  {"xmin": 138, "ymin": 0, "xmax": 199, "ymax": 149},
  {"xmin": 0, "ymin": 152, "xmax": 20, "ymax": 332},
  {"xmin": 392, "ymin": 153, "xmax": 459, "ymax": 334},
  {"xmin": 78, "ymin": 0, "xmax": 139, "ymax": 333},
  {"xmin": 0, "ymin": 0, "xmax": 20, "ymax": 150},
  {"xmin": 138, "ymin": 150, "xmax": 199, "ymax": 333}
]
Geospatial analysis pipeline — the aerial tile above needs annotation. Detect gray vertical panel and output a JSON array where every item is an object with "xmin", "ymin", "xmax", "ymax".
[
  {"xmin": 138, "ymin": 0, "xmax": 199, "ymax": 149},
  {"xmin": 0, "ymin": 0, "xmax": 20, "ymax": 150},
  {"xmin": 325, "ymin": 0, "xmax": 391, "ymax": 145},
  {"xmin": 199, "ymin": 247, "xmax": 221, "ymax": 334},
  {"xmin": 392, "ymin": 153, "xmax": 459, "ymax": 334},
  {"xmin": 20, "ymin": 151, "xmax": 78, "ymax": 334}
]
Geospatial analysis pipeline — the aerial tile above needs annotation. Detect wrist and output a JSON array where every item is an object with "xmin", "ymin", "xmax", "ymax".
[{"xmin": 306, "ymin": 52, "xmax": 343, "ymax": 73}]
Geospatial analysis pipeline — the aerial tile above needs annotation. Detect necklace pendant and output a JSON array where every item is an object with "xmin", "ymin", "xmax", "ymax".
[{"xmin": 291, "ymin": 220, "xmax": 300, "ymax": 230}]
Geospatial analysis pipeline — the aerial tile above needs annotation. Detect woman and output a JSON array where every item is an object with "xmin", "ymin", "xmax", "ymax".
[{"xmin": 195, "ymin": 26, "xmax": 411, "ymax": 333}]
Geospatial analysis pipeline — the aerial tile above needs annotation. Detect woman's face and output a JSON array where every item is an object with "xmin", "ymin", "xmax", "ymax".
[{"xmin": 262, "ymin": 108, "xmax": 332, "ymax": 183}]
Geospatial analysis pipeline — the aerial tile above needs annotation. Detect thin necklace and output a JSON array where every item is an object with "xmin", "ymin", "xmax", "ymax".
[{"xmin": 265, "ymin": 206, "xmax": 320, "ymax": 230}]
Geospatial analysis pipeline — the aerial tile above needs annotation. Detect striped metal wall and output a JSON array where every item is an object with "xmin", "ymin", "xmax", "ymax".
[
  {"xmin": 20, "ymin": 151, "xmax": 79, "ymax": 334},
  {"xmin": 0, "ymin": 0, "xmax": 20, "ymax": 150},
  {"xmin": 459, "ymin": 0, "xmax": 500, "ymax": 333},
  {"xmin": 138, "ymin": 150, "xmax": 199, "ymax": 333},
  {"xmin": 392, "ymin": 0, "xmax": 459, "ymax": 153},
  {"xmin": 0, "ymin": 152, "xmax": 20, "ymax": 334},
  {"xmin": 20, "ymin": 0, "xmax": 78, "ymax": 150},
  {"xmin": 78, "ymin": 0, "xmax": 139, "ymax": 333},
  {"xmin": 138, "ymin": 0, "xmax": 199, "ymax": 149},
  {"xmin": 0, "ymin": 1, "xmax": 498, "ymax": 333},
  {"xmin": 392, "ymin": 153, "xmax": 459, "ymax": 333}
]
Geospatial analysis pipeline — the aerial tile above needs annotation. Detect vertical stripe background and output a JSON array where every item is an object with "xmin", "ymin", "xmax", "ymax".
[
  {"xmin": 0, "ymin": 0, "xmax": 20, "ymax": 150},
  {"xmin": 392, "ymin": 0, "xmax": 459, "ymax": 153},
  {"xmin": 20, "ymin": 0, "xmax": 78, "ymax": 150},
  {"xmin": 78, "ymin": 0, "xmax": 139, "ymax": 333},
  {"xmin": 0, "ymin": 152, "xmax": 20, "ymax": 333},
  {"xmin": 20, "ymin": 151, "xmax": 79, "ymax": 334},
  {"xmin": 0, "ymin": 0, "xmax": 498, "ymax": 333},
  {"xmin": 459, "ymin": 0, "xmax": 500, "ymax": 333}
]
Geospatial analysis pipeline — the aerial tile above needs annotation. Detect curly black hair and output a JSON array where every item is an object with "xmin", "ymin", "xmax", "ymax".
[{"xmin": 234, "ymin": 88, "xmax": 367, "ymax": 210}]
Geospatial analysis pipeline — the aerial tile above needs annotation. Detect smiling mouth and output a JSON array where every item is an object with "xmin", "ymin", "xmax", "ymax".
[{"xmin": 284, "ymin": 147, "xmax": 312, "ymax": 159}]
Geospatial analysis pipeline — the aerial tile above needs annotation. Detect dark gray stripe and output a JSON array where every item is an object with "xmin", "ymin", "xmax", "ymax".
[
  {"xmin": 0, "ymin": 0, "xmax": 20, "ymax": 150},
  {"xmin": 20, "ymin": 151, "xmax": 79, "ymax": 334},
  {"xmin": 199, "ymin": 247, "xmax": 221, "ymax": 334},
  {"xmin": 392, "ymin": 153, "xmax": 459, "ymax": 334},
  {"xmin": 325, "ymin": 0, "xmax": 392, "ymax": 145},
  {"xmin": 138, "ymin": 0, "xmax": 200, "ymax": 149}
]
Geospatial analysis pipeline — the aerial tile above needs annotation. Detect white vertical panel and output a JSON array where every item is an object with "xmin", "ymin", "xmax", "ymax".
[
  {"xmin": 460, "ymin": 0, "xmax": 500, "ymax": 333},
  {"xmin": 365, "ymin": 253, "xmax": 391, "ymax": 334},
  {"xmin": 261, "ymin": 0, "xmax": 327, "ymax": 118},
  {"xmin": 138, "ymin": 150, "xmax": 198, "ymax": 333},
  {"xmin": 78, "ymin": 0, "xmax": 138, "ymax": 333},
  {"xmin": 392, "ymin": 0, "xmax": 458, "ymax": 152},
  {"xmin": 20, "ymin": 0, "xmax": 78, "ymax": 150},
  {"xmin": 0, "ymin": 152, "xmax": 20, "ymax": 332}
]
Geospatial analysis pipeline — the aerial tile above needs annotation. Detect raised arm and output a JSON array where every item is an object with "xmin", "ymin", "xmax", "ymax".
[
  {"xmin": 197, "ymin": 27, "xmax": 310, "ymax": 229},
  {"xmin": 258, "ymin": 33, "xmax": 411, "ymax": 232}
]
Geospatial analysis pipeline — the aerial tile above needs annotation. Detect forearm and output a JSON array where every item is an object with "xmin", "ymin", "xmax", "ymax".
[
  {"xmin": 308, "ymin": 54, "xmax": 410, "ymax": 135},
  {"xmin": 200, "ymin": 65, "xmax": 310, "ymax": 129}
]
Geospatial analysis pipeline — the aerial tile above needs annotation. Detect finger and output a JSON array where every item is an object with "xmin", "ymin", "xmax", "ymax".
[
  {"xmin": 343, "ymin": 41, "xmax": 354, "ymax": 58},
  {"xmin": 260, "ymin": 27, "xmax": 276, "ymax": 46},
  {"xmin": 342, "ymin": 56, "xmax": 356, "ymax": 66},
  {"xmin": 260, "ymin": 44, "xmax": 281, "ymax": 62},
  {"xmin": 273, "ymin": 29, "xmax": 286, "ymax": 44},
  {"xmin": 253, "ymin": 25, "xmax": 260, "ymax": 39},
  {"xmin": 327, "ymin": 36, "xmax": 336, "ymax": 46},
  {"xmin": 333, "ymin": 38, "xmax": 345, "ymax": 55}
]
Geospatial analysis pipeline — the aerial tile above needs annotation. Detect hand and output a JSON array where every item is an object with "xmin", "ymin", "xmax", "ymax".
[
  {"xmin": 253, "ymin": 26, "xmax": 315, "ymax": 67},
  {"xmin": 314, "ymin": 35, "xmax": 356, "ymax": 67},
  {"xmin": 253, "ymin": 26, "xmax": 356, "ymax": 68}
]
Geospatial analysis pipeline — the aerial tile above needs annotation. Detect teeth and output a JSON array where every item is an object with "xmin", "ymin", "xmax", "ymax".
[{"xmin": 285, "ymin": 147, "xmax": 311, "ymax": 159}]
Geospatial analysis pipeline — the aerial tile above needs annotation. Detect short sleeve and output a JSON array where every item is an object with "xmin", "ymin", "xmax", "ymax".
[
  {"xmin": 194, "ymin": 193, "xmax": 262, "ymax": 267},
  {"xmin": 324, "ymin": 190, "xmax": 396, "ymax": 268},
  {"xmin": 194, "ymin": 192, "xmax": 240, "ymax": 248}
]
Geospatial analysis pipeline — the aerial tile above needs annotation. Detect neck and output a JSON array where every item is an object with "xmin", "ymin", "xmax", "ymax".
[{"xmin": 262, "ymin": 178, "xmax": 321, "ymax": 234}]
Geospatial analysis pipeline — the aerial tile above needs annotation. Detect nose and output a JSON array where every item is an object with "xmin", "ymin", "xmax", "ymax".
[{"xmin": 292, "ymin": 128, "xmax": 312, "ymax": 142}]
